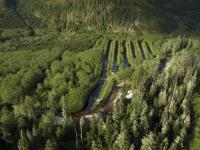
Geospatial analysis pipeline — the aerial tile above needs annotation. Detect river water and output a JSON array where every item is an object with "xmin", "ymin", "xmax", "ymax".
[{"xmin": 83, "ymin": 40, "xmax": 111, "ymax": 112}]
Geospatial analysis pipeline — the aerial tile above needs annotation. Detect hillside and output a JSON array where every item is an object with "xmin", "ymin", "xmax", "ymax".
[{"xmin": 1, "ymin": 0, "xmax": 200, "ymax": 33}]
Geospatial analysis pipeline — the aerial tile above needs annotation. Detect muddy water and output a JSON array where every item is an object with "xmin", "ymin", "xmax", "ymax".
[
  {"xmin": 71, "ymin": 87, "xmax": 119, "ymax": 117},
  {"xmin": 102, "ymin": 87, "xmax": 119, "ymax": 113}
]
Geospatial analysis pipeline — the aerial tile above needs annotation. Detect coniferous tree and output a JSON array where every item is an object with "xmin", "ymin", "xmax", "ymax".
[
  {"xmin": 140, "ymin": 132, "xmax": 158, "ymax": 150},
  {"xmin": 44, "ymin": 139, "xmax": 57, "ymax": 150},
  {"xmin": 80, "ymin": 116, "xmax": 85, "ymax": 142},
  {"xmin": 113, "ymin": 128, "xmax": 130, "ymax": 150},
  {"xmin": 18, "ymin": 130, "xmax": 29, "ymax": 150}
]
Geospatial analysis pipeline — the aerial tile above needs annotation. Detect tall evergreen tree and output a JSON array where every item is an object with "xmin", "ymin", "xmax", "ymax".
[
  {"xmin": 18, "ymin": 130, "xmax": 29, "ymax": 150},
  {"xmin": 44, "ymin": 139, "xmax": 57, "ymax": 150},
  {"xmin": 113, "ymin": 128, "xmax": 130, "ymax": 150}
]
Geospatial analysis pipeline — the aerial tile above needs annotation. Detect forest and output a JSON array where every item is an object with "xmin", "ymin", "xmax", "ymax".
[
  {"xmin": 0, "ymin": 0, "xmax": 200, "ymax": 150},
  {"xmin": 1, "ymin": 0, "xmax": 200, "ymax": 33}
]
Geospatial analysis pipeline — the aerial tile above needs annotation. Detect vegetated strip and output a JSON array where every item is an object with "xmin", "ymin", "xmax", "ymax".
[
  {"xmin": 142, "ymin": 41, "xmax": 152, "ymax": 59},
  {"xmin": 122, "ymin": 40, "xmax": 131, "ymax": 68},
  {"xmin": 92, "ymin": 76, "xmax": 115, "ymax": 110},
  {"xmin": 104, "ymin": 39, "xmax": 112, "ymax": 78},
  {"xmin": 117, "ymin": 40, "xmax": 123, "ymax": 67},
  {"xmin": 126, "ymin": 40, "xmax": 134, "ymax": 64},
  {"xmin": 134, "ymin": 40, "xmax": 143, "ymax": 60},
  {"xmin": 107, "ymin": 41, "xmax": 115, "ymax": 72}
]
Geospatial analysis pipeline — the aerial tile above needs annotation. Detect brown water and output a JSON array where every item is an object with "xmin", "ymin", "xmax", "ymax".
[{"xmin": 71, "ymin": 87, "xmax": 119, "ymax": 118}]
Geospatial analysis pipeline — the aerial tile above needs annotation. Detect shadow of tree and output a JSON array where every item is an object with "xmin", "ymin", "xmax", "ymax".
[{"xmin": 3, "ymin": 0, "xmax": 16, "ymax": 8}]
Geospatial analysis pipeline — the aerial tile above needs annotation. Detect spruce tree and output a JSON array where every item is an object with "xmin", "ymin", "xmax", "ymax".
[{"xmin": 18, "ymin": 130, "xmax": 29, "ymax": 150}]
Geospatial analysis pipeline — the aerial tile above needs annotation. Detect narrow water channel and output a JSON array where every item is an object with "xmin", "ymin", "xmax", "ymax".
[
  {"xmin": 130, "ymin": 40, "xmax": 136, "ymax": 58},
  {"xmin": 145, "ymin": 42, "xmax": 153, "ymax": 54},
  {"xmin": 112, "ymin": 41, "xmax": 119, "ymax": 72},
  {"xmin": 138, "ymin": 40, "xmax": 145, "ymax": 59},
  {"xmin": 83, "ymin": 40, "xmax": 112, "ymax": 112}
]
